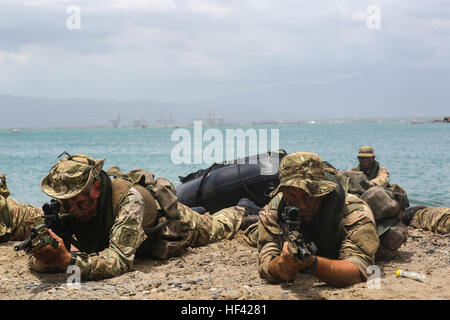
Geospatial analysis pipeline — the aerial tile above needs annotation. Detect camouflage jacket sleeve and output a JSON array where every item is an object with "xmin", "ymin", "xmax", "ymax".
[
  {"xmin": 371, "ymin": 166, "xmax": 389, "ymax": 187},
  {"xmin": 338, "ymin": 194, "xmax": 379, "ymax": 280},
  {"xmin": 71, "ymin": 186, "xmax": 147, "ymax": 280},
  {"xmin": 29, "ymin": 187, "xmax": 147, "ymax": 280},
  {"xmin": 257, "ymin": 194, "xmax": 284, "ymax": 283}
]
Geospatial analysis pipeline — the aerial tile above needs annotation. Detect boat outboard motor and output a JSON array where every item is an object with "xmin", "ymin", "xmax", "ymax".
[{"xmin": 176, "ymin": 150, "xmax": 287, "ymax": 214}]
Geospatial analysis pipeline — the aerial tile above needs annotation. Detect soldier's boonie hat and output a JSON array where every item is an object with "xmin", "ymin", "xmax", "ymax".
[
  {"xmin": 41, "ymin": 154, "xmax": 105, "ymax": 200},
  {"xmin": 358, "ymin": 146, "xmax": 375, "ymax": 157},
  {"xmin": 270, "ymin": 152, "xmax": 337, "ymax": 198}
]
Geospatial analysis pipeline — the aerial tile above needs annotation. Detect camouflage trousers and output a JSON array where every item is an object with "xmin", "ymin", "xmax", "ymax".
[
  {"xmin": 410, "ymin": 207, "xmax": 450, "ymax": 234},
  {"xmin": 0, "ymin": 196, "xmax": 43, "ymax": 242},
  {"xmin": 181, "ymin": 204, "xmax": 246, "ymax": 247},
  {"xmin": 241, "ymin": 222, "xmax": 259, "ymax": 247},
  {"xmin": 148, "ymin": 204, "xmax": 246, "ymax": 259}
]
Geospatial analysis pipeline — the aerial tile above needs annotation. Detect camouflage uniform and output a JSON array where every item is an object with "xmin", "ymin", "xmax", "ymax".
[
  {"xmin": 0, "ymin": 174, "xmax": 43, "ymax": 243},
  {"xmin": 257, "ymin": 152, "xmax": 379, "ymax": 283},
  {"xmin": 351, "ymin": 146, "xmax": 390, "ymax": 187},
  {"xmin": 30, "ymin": 154, "xmax": 245, "ymax": 280},
  {"xmin": 59, "ymin": 190, "xmax": 245, "ymax": 281},
  {"xmin": 410, "ymin": 207, "xmax": 450, "ymax": 234}
]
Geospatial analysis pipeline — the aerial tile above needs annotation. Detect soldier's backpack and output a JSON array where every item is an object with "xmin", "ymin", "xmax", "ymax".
[
  {"xmin": 360, "ymin": 184, "xmax": 409, "ymax": 221},
  {"xmin": 370, "ymin": 183, "xmax": 410, "ymax": 261},
  {"xmin": 375, "ymin": 220, "xmax": 408, "ymax": 261},
  {"xmin": 106, "ymin": 166, "xmax": 192, "ymax": 259},
  {"xmin": 336, "ymin": 170, "xmax": 371, "ymax": 196},
  {"xmin": 106, "ymin": 166, "xmax": 179, "ymax": 220},
  {"xmin": 336, "ymin": 170, "xmax": 410, "ymax": 261},
  {"xmin": 361, "ymin": 186, "xmax": 402, "ymax": 220}
]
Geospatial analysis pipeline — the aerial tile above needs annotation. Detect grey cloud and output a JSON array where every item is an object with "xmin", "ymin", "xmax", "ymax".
[{"xmin": 0, "ymin": 0, "xmax": 449, "ymax": 120}]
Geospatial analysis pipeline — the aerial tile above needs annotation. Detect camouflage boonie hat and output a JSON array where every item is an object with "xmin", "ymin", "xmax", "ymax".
[
  {"xmin": 270, "ymin": 152, "xmax": 337, "ymax": 198},
  {"xmin": 41, "ymin": 154, "xmax": 105, "ymax": 200},
  {"xmin": 358, "ymin": 146, "xmax": 375, "ymax": 157}
]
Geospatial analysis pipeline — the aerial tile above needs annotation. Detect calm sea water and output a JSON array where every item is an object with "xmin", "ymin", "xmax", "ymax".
[{"xmin": 0, "ymin": 123, "xmax": 449, "ymax": 208}]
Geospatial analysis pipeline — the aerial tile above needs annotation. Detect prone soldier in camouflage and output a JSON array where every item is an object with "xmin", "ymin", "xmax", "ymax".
[
  {"xmin": 0, "ymin": 174, "xmax": 43, "ymax": 242},
  {"xmin": 257, "ymin": 152, "xmax": 379, "ymax": 287},
  {"xmin": 28, "ymin": 154, "xmax": 249, "ymax": 281},
  {"xmin": 350, "ymin": 146, "xmax": 390, "ymax": 187},
  {"xmin": 402, "ymin": 205, "xmax": 450, "ymax": 234}
]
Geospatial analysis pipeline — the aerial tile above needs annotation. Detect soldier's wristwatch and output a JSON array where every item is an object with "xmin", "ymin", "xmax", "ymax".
[
  {"xmin": 69, "ymin": 252, "xmax": 78, "ymax": 266},
  {"xmin": 301, "ymin": 255, "xmax": 318, "ymax": 274}
]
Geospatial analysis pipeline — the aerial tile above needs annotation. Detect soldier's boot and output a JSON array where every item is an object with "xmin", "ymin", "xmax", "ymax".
[
  {"xmin": 402, "ymin": 205, "xmax": 427, "ymax": 226},
  {"xmin": 190, "ymin": 206, "xmax": 207, "ymax": 214},
  {"xmin": 237, "ymin": 198, "xmax": 261, "ymax": 215},
  {"xmin": 240, "ymin": 215, "xmax": 260, "ymax": 231},
  {"xmin": 237, "ymin": 198, "xmax": 261, "ymax": 230}
]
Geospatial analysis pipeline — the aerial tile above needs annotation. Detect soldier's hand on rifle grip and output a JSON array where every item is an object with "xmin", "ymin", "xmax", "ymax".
[
  {"xmin": 269, "ymin": 242, "xmax": 303, "ymax": 281},
  {"xmin": 32, "ymin": 229, "xmax": 72, "ymax": 271}
]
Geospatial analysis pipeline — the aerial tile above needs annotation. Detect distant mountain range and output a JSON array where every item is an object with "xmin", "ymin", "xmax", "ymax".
[{"xmin": 1, "ymin": 68, "xmax": 449, "ymax": 128}]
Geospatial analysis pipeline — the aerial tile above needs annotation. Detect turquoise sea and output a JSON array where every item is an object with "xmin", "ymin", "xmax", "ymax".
[{"xmin": 0, "ymin": 122, "xmax": 449, "ymax": 208}]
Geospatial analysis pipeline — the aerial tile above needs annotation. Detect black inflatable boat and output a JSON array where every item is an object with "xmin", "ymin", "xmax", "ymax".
[{"xmin": 176, "ymin": 150, "xmax": 287, "ymax": 213}]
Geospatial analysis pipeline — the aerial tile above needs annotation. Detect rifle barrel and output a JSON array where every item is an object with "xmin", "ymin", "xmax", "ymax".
[{"xmin": 14, "ymin": 238, "xmax": 32, "ymax": 251}]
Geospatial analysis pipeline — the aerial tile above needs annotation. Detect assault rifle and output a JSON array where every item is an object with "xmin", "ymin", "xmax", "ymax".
[
  {"xmin": 278, "ymin": 206, "xmax": 317, "ymax": 261},
  {"xmin": 14, "ymin": 199, "xmax": 69, "ymax": 253}
]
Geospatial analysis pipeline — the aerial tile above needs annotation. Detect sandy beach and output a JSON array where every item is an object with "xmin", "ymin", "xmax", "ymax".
[{"xmin": 0, "ymin": 226, "xmax": 448, "ymax": 301}]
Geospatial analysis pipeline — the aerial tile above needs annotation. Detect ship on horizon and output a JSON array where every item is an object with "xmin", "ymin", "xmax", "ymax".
[{"xmin": 195, "ymin": 108, "xmax": 225, "ymax": 126}]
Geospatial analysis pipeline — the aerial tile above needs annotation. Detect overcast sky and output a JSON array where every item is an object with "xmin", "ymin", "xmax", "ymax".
[{"xmin": 0, "ymin": 0, "xmax": 449, "ymax": 124}]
